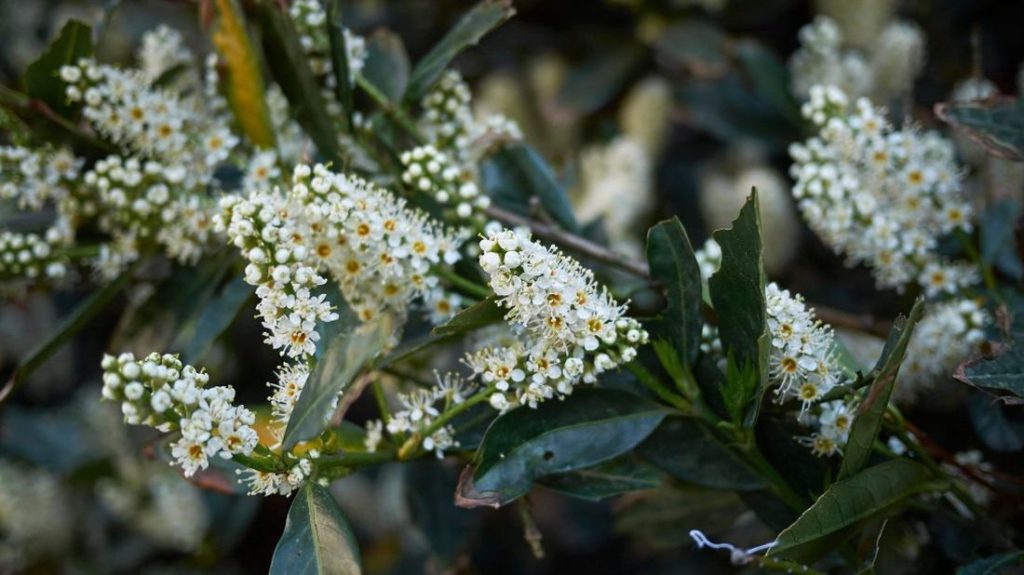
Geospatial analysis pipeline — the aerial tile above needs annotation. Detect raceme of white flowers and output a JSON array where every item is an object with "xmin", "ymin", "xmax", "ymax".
[
  {"xmin": 400, "ymin": 144, "xmax": 491, "ymax": 226},
  {"xmin": 378, "ymin": 371, "xmax": 479, "ymax": 458},
  {"xmin": 789, "ymin": 85, "xmax": 978, "ymax": 297},
  {"xmin": 897, "ymin": 298, "xmax": 990, "ymax": 404},
  {"xmin": 100, "ymin": 352, "xmax": 259, "ymax": 477},
  {"xmin": 217, "ymin": 162, "xmax": 464, "ymax": 361},
  {"xmin": 696, "ymin": 240, "xmax": 854, "ymax": 457},
  {"xmin": 475, "ymin": 227, "xmax": 649, "ymax": 410},
  {"xmin": 789, "ymin": 15, "xmax": 925, "ymax": 103}
]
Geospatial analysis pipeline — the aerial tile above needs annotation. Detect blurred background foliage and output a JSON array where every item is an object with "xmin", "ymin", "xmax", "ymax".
[{"xmin": 2, "ymin": 0, "xmax": 1024, "ymax": 573}]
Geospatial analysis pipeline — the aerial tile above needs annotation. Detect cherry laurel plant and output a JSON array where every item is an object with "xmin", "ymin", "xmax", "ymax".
[{"xmin": 1, "ymin": 1, "xmax": 1023, "ymax": 573}]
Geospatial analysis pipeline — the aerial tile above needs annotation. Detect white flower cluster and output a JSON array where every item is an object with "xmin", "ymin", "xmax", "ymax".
[
  {"xmin": 369, "ymin": 372, "xmax": 478, "ymax": 458},
  {"xmin": 267, "ymin": 361, "xmax": 311, "ymax": 441},
  {"xmin": 0, "ymin": 229, "xmax": 67, "ymax": 281},
  {"xmin": 100, "ymin": 352, "xmax": 259, "ymax": 477},
  {"xmin": 789, "ymin": 16, "xmax": 925, "ymax": 102},
  {"xmin": 801, "ymin": 399, "xmax": 856, "ymax": 457},
  {"xmin": 289, "ymin": 0, "xmax": 367, "ymax": 122},
  {"xmin": 238, "ymin": 455, "xmax": 317, "ymax": 498},
  {"xmin": 86, "ymin": 155, "xmax": 217, "ymax": 273},
  {"xmin": 136, "ymin": 25, "xmax": 197, "ymax": 88},
  {"xmin": 421, "ymin": 70, "xmax": 522, "ymax": 166},
  {"xmin": 790, "ymin": 86, "xmax": 977, "ymax": 296},
  {"xmin": 0, "ymin": 462, "xmax": 71, "ymax": 571},
  {"xmin": 575, "ymin": 136, "xmax": 653, "ymax": 257},
  {"xmin": 898, "ymin": 298, "xmax": 989, "ymax": 404},
  {"xmin": 474, "ymin": 227, "xmax": 648, "ymax": 409},
  {"xmin": 60, "ymin": 55, "xmax": 236, "ymax": 183},
  {"xmin": 400, "ymin": 144, "xmax": 490, "ymax": 225}
]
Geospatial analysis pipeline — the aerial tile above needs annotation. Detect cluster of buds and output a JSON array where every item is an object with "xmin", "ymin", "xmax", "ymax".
[
  {"xmin": 289, "ymin": 0, "xmax": 367, "ymax": 122},
  {"xmin": 101, "ymin": 352, "xmax": 259, "ymax": 477},
  {"xmin": 400, "ymin": 145, "xmax": 490, "ymax": 225},
  {"xmin": 0, "ymin": 230, "xmax": 67, "ymax": 281}
]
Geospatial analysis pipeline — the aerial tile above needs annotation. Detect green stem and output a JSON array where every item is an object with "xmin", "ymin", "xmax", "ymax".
[
  {"xmin": 432, "ymin": 264, "xmax": 491, "ymax": 300},
  {"xmin": 371, "ymin": 380, "xmax": 392, "ymax": 427},
  {"xmin": 355, "ymin": 74, "xmax": 426, "ymax": 145},
  {"xmin": 318, "ymin": 448, "xmax": 398, "ymax": 470}
]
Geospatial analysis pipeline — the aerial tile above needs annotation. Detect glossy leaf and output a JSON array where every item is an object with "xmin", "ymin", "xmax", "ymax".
[
  {"xmin": 708, "ymin": 190, "xmax": 770, "ymax": 426},
  {"xmin": 769, "ymin": 459, "xmax": 932, "ymax": 562},
  {"xmin": 283, "ymin": 311, "xmax": 394, "ymax": 450},
  {"xmin": 270, "ymin": 483, "xmax": 362, "ymax": 575},
  {"xmin": 258, "ymin": 0, "xmax": 341, "ymax": 161},
  {"xmin": 838, "ymin": 300, "xmax": 923, "ymax": 480},
  {"xmin": 23, "ymin": 20, "xmax": 94, "ymax": 118},
  {"xmin": 537, "ymin": 455, "xmax": 661, "ymax": 501},
  {"xmin": 456, "ymin": 388, "xmax": 667, "ymax": 508},
  {"xmin": 936, "ymin": 97, "xmax": 1024, "ymax": 161},
  {"xmin": 212, "ymin": 0, "xmax": 276, "ymax": 148},
  {"xmin": 480, "ymin": 143, "xmax": 580, "ymax": 232},
  {"xmin": 980, "ymin": 199, "xmax": 1023, "ymax": 279},
  {"xmin": 432, "ymin": 296, "xmax": 503, "ymax": 336},
  {"xmin": 173, "ymin": 275, "xmax": 253, "ymax": 364},
  {"xmin": 645, "ymin": 217, "xmax": 703, "ymax": 368},
  {"xmin": 361, "ymin": 29, "xmax": 410, "ymax": 103},
  {"xmin": 636, "ymin": 416, "xmax": 764, "ymax": 491},
  {"xmin": 956, "ymin": 344, "xmax": 1024, "ymax": 401},
  {"xmin": 403, "ymin": 0, "xmax": 514, "ymax": 104}
]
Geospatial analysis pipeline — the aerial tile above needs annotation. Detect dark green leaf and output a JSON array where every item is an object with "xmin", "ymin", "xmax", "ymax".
[
  {"xmin": 480, "ymin": 143, "xmax": 580, "ymax": 232},
  {"xmin": 1, "ymin": 266, "xmax": 132, "ymax": 403},
  {"xmin": 956, "ymin": 551, "xmax": 1024, "ymax": 575},
  {"xmin": 734, "ymin": 40, "xmax": 802, "ymax": 126},
  {"xmin": 708, "ymin": 190, "xmax": 769, "ymax": 426},
  {"xmin": 557, "ymin": 43, "xmax": 645, "ymax": 116},
  {"xmin": 936, "ymin": 97, "xmax": 1024, "ymax": 162},
  {"xmin": 645, "ymin": 218, "xmax": 703, "ymax": 368},
  {"xmin": 283, "ymin": 311, "xmax": 394, "ymax": 450},
  {"xmin": 956, "ymin": 344, "xmax": 1024, "ymax": 401},
  {"xmin": 652, "ymin": 20, "xmax": 726, "ymax": 75},
  {"xmin": 403, "ymin": 0, "xmax": 514, "ymax": 104},
  {"xmin": 769, "ymin": 459, "xmax": 933, "ymax": 562},
  {"xmin": 23, "ymin": 20, "xmax": 94, "ymax": 118},
  {"xmin": 838, "ymin": 300, "xmax": 924, "ymax": 480},
  {"xmin": 173, "ymin": 275, "xmax": 253, "ymax": 364},
  {"xmin": 636, "ymin": 416, "xmax": 764, "ymax": 490},
  {"xmin": 457, "ymin": 388, "xmax": 667, "ymax": 508},
  {"xmin": 980, "ymin": 199, "xmax": 1023, "ymax": 280},
  {"xmin": 270, "ymin": 483, "xmax": 362, "ymax": 575},
  {"xmin": 361, "ymin": 29, "xmax": 410, "ymax": 104},
  {"xmin": 537, "ymin": 455, "xmax": 661, "ymax": 501},
  {"xmin": 326, "ymin": 0, "xmax": 354, "ymax": 128},
  {"xmin": 432, "ymin": 296, "xmax": 503, "ymax": 336},
  {"xmin": 258, "ymin": 0, "xmax": 341, "ymax": 161},
  {"xmin": 967, "ymin": 392, "xmax": 1024, "ymax": 452}
]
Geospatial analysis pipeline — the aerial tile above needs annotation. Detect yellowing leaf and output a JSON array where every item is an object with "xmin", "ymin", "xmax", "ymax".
[{"xmin": 212, "ymin": 0, "xmax": 275, "ymax": 149}]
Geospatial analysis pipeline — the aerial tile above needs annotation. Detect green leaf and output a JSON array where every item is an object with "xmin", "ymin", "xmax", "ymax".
[
  {"xmin": 557, "ymin": 42, "xmax": 645, "ymax": 116},
  {"xmin": 957, "ymin": 551, "xmax": 1024, "ymax": 575},
  {"xmin": 652, "ymin": 20, "xmax": 726, "ymax": 76},
  {"xmin": 967, "ymin": 392, "xmax": 1024, "ymax": 452},
  {"xmin": 956, "ymin": 344, "xmax": 1024, "ymax": 401},
  {"xmin": 936, "ymin": 97, "xmax": 1024, "ymax": 161},
  {"xmin": 361, "ymin": 29, "xmax": 410, "ymax": 104},
  {"xmin": 636, "ymin": 416, "xmax": 765, "ymax": 490},
  {"xmin": 325, "ymin": 0, "xmax": 354, "ymax": 129},
  {"xmin": 734, "ymin": 40, "xmax": 802, "ymax": 126},
  {"xmin": 838, "ymin": 300, "xmax": 923, "ymax": 480},
  {"xmin": 980, "ymin": 199, "xmax": 1023, "ymax": 280},
  {"xmin": 480, "ymin": 143, "xmax": 580, "ymax": 232},
  {"xmin": 23, "ymin": 20, "xmax": 94, "ymax": 118},
  {"xmin": 282, "ymin": 311, "xmax": 394, "ymax": 450},
  {"xmin": 432, "ymin": 296, "xmax": 503, "ymax": 337},
  {"xmin": 258, "ymin": 0, "xmax": 341, "ymax": 161},
  {"xmin": 645, "ymin": 218, "xmax": 703, "ymax": 368},
  {"xmin": 537, "ymin": 455, "xmax": 661, "ymax": 502},
  {"xmin": 173, "ymin": 275, "xmax": 253, "ymax": 364},
  {"xmin": 708, "ymin": 190, "xmax": 770, "ymax": 426},
  {"xmin": 270, "ymin": 483, "xmax": 362, "ymax": 575},
  {"xmin": 403, "ymin": 0, "xmax": 514, "ymax": 104},
  {"xmin": 769, "ymin": 459, "xmax": 933, "ymax": 562},
  {"xmin": 1, "ymin": 266, "xmax": 132, "ymax": 403},
  {"xmin": 212, "ymin": 0, "xmax": 276, "ymax": 148},
  {"xmin": 456, "ymin": 388, "xmax": 667, "ymax": 508}
]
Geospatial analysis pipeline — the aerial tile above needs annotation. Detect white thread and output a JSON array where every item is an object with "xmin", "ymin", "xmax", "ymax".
[{"xmin": 689, "ymin": 529, "xmax": 777, "ymax": 565}]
